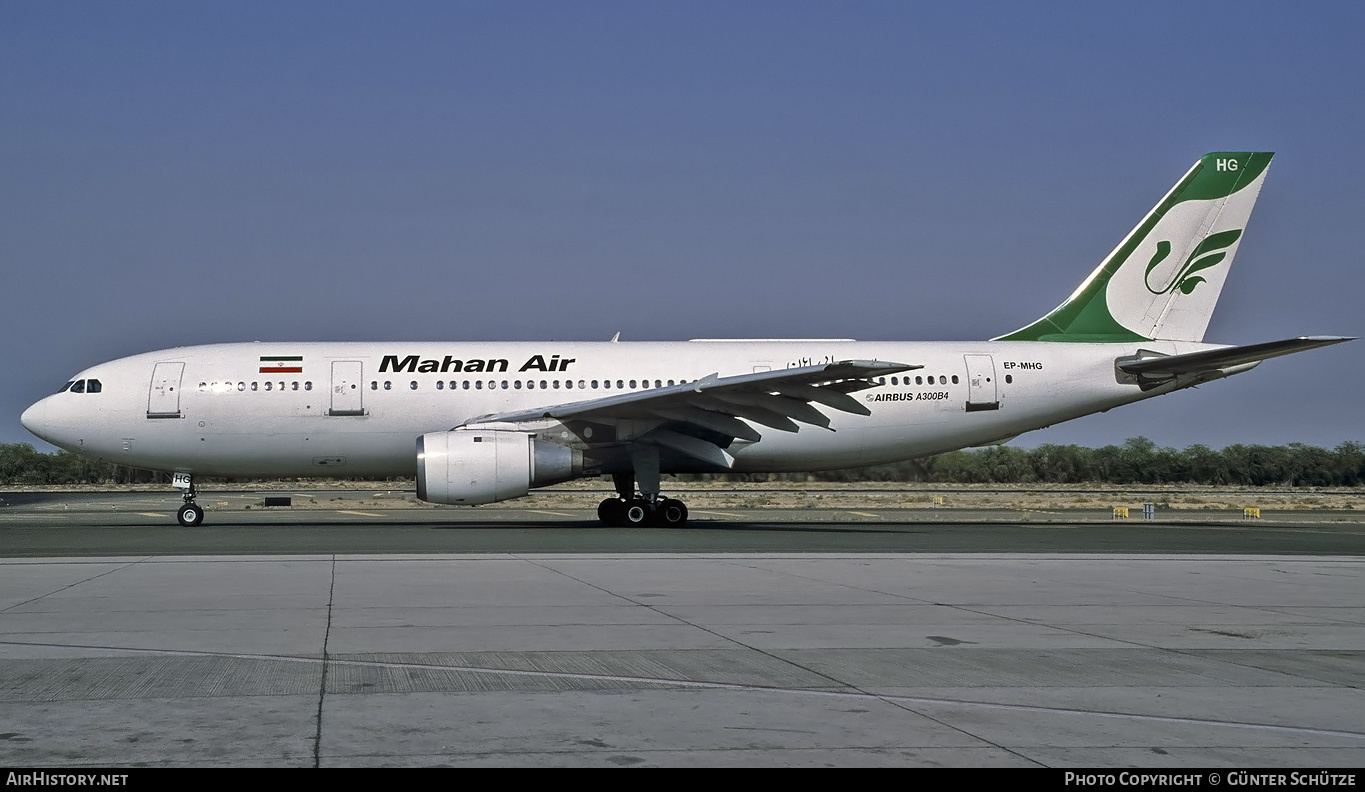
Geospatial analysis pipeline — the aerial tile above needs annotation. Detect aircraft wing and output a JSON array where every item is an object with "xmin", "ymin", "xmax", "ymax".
[
  {"xmin": 1117, "ymin": 336, "xmax": 1353, "ymax": 379},
  {"xmin": 460, "ymin": 360, "xmax": 919, "ymax": 468}
]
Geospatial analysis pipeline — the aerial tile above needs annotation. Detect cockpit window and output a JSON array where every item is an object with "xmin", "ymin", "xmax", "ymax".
[
  {"xmin": 59, "ymin": 381, "xmax": 75, "ymax": 393},
  {"xmin": 86, "ymin": 379, "xmax": 102, "ymax": 393},
  {"xmin": 69, "ymin": 380, "xmax": 86, "ymax": 393}
]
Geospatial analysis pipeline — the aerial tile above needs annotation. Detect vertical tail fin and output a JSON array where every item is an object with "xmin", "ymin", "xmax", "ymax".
[{"xmin": 996, "ymin": 152, "xmax": 1273, "ymax": 343}]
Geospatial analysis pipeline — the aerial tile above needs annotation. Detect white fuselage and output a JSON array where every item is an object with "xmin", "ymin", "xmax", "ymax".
[{"xmin": 22, "ymin": 338, "xmax": 1211, "ymax": 480}]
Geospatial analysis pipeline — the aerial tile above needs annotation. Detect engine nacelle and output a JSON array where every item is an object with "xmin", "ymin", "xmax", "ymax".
[{"xmin": 417, "ymin": 430, "xmax": 582, "ymax": 505}]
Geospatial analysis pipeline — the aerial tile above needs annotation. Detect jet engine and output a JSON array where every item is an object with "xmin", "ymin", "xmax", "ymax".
[{"xmin": 417, "ymin": 430, "xmax": 582, "ymax": 505}]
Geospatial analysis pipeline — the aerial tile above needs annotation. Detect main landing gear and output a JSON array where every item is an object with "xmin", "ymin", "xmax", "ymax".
[
  {"xmin": 596, "ymin": 459, "xmax": 690, "ymax": 527},
  {"xmin": 174, "ymin": 474, "xmax": 205, "ymax": 527},
  {"xmin": 597, "ymin": 495, "xmax": 689, "ymax": 527}
]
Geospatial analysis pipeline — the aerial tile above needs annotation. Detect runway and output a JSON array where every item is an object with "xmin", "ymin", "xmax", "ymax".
[{"xmin": 1, "ymin": 492, "xmax": 1363, "ymax": 767}]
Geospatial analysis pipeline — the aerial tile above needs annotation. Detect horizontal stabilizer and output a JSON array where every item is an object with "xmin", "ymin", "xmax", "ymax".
[{"xmin": 1117, "ymin": 336, "xmax": 1353, "ymax": 379}]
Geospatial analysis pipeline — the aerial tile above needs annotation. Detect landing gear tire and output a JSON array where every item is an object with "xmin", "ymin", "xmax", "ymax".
[
  {"xmin": 623, "ymin": 499, "xmax": 651, "ymax": 527},
  {"xmin": 177, "ymin": 503, "xmax": 204, "ymax": 528},
  {"xmin": 658, "ymin": 498, "xmax": 688, "ymax": 527},
  {"xmin": 598, "ymin": 498, "xmax": 626, "ymax": 527}
]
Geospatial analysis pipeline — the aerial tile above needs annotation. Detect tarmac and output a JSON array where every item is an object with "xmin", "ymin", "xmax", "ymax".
[{"xmin": 1, "ymin": 490, "xmax": 1363, "ymax": 767}]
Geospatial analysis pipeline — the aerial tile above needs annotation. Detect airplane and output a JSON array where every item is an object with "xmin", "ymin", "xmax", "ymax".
[{"xmin": 20, "ymin": 151, "xmax": 1353, "ymax": 528}]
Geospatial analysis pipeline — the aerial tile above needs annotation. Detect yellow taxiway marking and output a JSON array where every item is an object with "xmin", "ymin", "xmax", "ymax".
[
  {"xmin": 337, "ymin": 510, "xmax": 386, "ymax": 517},
  {"xmin": 693, "ymin": 510, "xmax": 743, "ymax": 518},
  {"xmin": 529, "ymin": 510, "xmax": 576, "ymax": 517},
  {"xmin": 139, "ymin": 512, "xmax": 167, "ymax": 518},
  {"xmin": 849, "ymin": 511, "xmax": 882, "ymax": 519}
]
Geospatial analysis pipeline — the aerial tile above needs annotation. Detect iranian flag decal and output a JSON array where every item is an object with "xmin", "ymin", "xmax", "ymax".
[{"xmin": 260, "ymin": 355, "xmax": 303, "ymax": 374}]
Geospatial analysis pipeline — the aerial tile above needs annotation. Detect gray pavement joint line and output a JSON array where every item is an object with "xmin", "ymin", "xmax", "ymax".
[
  {"xmin": 0, "ymin": 557, "xmax": 153, "ymax": 614},
  {"xmin": 720, "ymin": 557, "xmax": 1365, "ymax": 692},
  {"xmin": 705, "ymin": 557, "xmax": 1046, "ymax": 765},
  {"xmin": 517, "ymin": 555, "xmax": 1044, "ymax": 766},
  {"xmin": 312, "ymin": 555, "xmax": 336, "ymax": 770},
  {"xmin": 970, "ymin": 563, "xmax": 1365, "ymax": 683},
  {"xmin": 931, "ymin": 599, "xmax": 1365, "ymax": 691},
  {"xmin": 2, "ymin": 638, "xmax": 1359, "ymax": 743}
]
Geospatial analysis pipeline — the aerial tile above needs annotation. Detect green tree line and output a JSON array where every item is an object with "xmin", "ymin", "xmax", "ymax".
[{"xmin": 4, "ymin": 438, "xmax": 1364, "ymax": 488}]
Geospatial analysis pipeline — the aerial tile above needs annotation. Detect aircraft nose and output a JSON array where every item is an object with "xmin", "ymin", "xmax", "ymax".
[{"xmin": 20, "ymin": 398, "xmax": 52, "ymax": 442}]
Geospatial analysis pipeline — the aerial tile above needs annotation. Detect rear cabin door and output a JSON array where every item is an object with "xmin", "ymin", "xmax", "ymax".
[
  {"xmin": 964, "ymin": 354, "xmax": 1000, "ymax": 412},
  {"xmin": 147, "ymin": 362, "xmax": 185, "ymax": 418},
  {"xmin": 329, "ymin": 361, "xmax": 365, "ymax": 416}
]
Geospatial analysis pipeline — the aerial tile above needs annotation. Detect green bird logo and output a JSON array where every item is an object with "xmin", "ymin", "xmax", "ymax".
[{"xmin": 1144, "ymin": 229, "xmax": 1242, "ymax": 295}]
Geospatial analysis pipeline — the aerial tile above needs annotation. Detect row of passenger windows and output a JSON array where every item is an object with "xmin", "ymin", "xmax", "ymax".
[
  {"xmin": 199, "ymin": 381, "xmax": 312, "ymax": 392},
  {"xmin": 60, "ymin": 379, "xmax": 102, "ymax": 394},
  {"xmin": 192, "ymin": 373, "xmax": 1012, "ymax": 395},
  {"xmin": 883, "ymin": 375, "xmax": 957, "ymax": 386},
  {"xmin": 370, "ymin": 378, "xmax": 691, "ymax": 391},
  {"xmin": 192, "ymin": 379, "xmax": 692, "ymax": 394},
  {"xmin": 877, "ymin": 374, "xmax": 1014, "ymax": 386}
]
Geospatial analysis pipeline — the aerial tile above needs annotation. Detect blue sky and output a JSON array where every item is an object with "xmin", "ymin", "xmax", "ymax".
[{"xmin": 3, "ymin": 1, "xmax": 1362, "ymax": 452}]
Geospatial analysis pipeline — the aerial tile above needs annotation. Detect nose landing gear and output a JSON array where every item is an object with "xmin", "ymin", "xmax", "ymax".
[
  {"xmin": 173, "ymin": 473, "xmax": 205, "ymax": 527},
  {"xmin": 177, "ymin": 500, "xmax": 204, "ymax": 528}
]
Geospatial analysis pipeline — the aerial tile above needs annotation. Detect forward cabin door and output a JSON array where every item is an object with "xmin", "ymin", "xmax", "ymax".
[
  {"xmin": 329, "ymin": 361, "xmax": 365, "ymax": 416},
  {"xmin": 147, "ymin": 362, "xmax": 185, "ymax": 419},
  {"xmin": 963, "ymin": 354, "xmax": 1000, "ymax": 412}
]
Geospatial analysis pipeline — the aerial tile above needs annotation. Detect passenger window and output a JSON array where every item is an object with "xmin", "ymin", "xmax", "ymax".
[
  {"xmin": 553, "ymin": 380, "xmax": 560, "ymax": 389},
  {"xmin": 370, "ymin": 381, "xmax": 377, "ymax": 390},
  {"xmin": 251, "ymin": 382, "xmax": 258, "ymax": 391},
  {"xmin": 915, "ymin": 376, "xmax": 923, "ymax": 385},
  {"xmin": 265, "ymin": 382, "xmax": 273, "ymax": 391},
  {"xmin": 475, "ymin": 381, "xmax": 483, "ymax": 390},
  {"xmin": 616, "ymin": 380, "xmax": 624, "ymax": 389},
  {"xmin": 292, "ymin": 382, "xmax": 299, "ymax": 391},
  {"xmin": 384, "ymin": 381, "xmax": 392, "ymax": 390},
  {"xmin": 461, "ymin": 381, "xmax": 468, "ymax": 389},
  {"xmin": 540, "ymin": 380, "xmax": 548, "ymax": 389},
  {"xmin": 304, "ymin": 382, "xmax": 312, "ymax": 391},
  {"xmin": 592, "ymin": 380, "xmax": 599, "ymax": 389},
  {"xmin": 237, "ymin": 382, "xmax": 245, "ymax": 392},
  {"xmin": 577, "ymin": 380, "xmax": 585, "ymax": 389},
  {"xmin": 515, "ymin": 381, "xmax": 522, "ymax": 389},
  {"xmin": 410, "ymin": 381, "xmax": 418, "ymax": 390},
  {"xmin": 436, "ymin": 381, "xmax": 444, "ymax": 390},
  {"xmin": 629, "ymin": 380, "xmax": 636, "ymax": 389},
  {"xmin": 951, "ymin": 375, "xmax": 959, "ymax": 385},
  {"xmin": 1005, "ymin": 374, "xmax": 1013, "ymax": 384},
  {"xmin": 501, "ymin": 381, "xmax": 508, "ymax": 389},
  {"xmin": 86, "ymin": 379, "xmax": 102, "ymax": 393},
  {"xmin": 891, "ymin": 377, "xmax": 898, "ymax": 386},
  {"xmin": 70, "ymin": 380, "xmax": 86, "ymax": 393}
]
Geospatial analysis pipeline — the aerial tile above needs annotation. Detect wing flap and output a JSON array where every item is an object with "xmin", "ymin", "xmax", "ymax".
[
  {"xmin": 461, "ymin": 360, "xmax": 916, "ymax": 450},
  {"xmin": 647, "ymin": 429, "xmax": 736, "ymax": 469}
]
